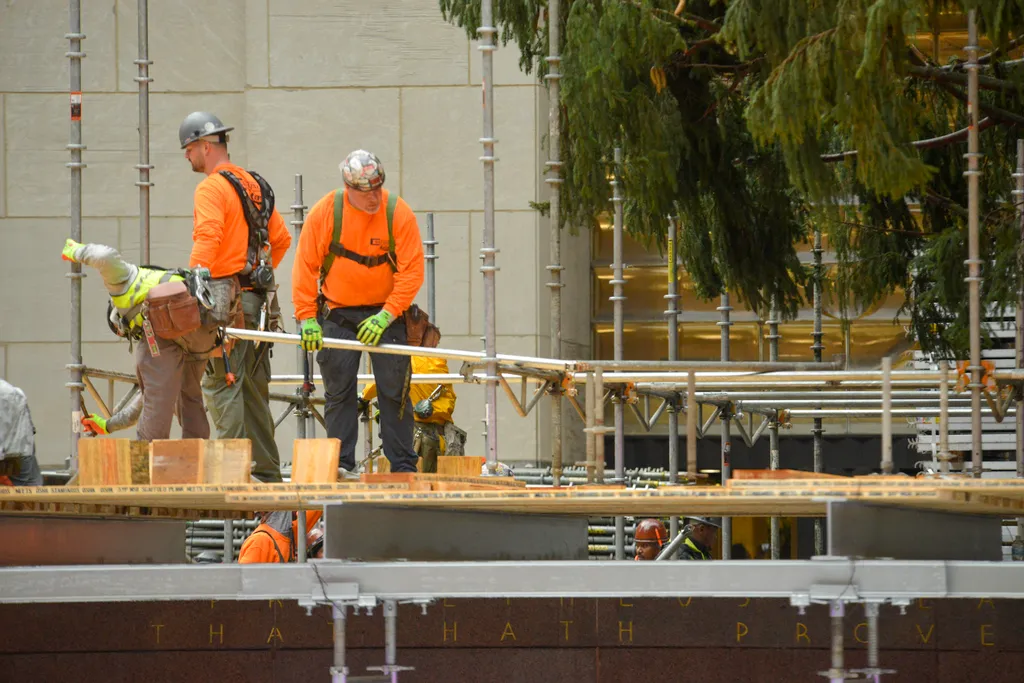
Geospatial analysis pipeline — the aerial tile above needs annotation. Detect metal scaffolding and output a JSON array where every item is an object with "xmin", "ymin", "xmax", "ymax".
[
  {"xmin": 478, "ymin": 0, "xmax": 500, "ymax": 473},
  {"xmin": 545, "ymin": 0, "xmax": 565, "ymax": 487},
  {"xmin": 45, "ymin": 4, "xmax": 1024, "ymax": 682}
]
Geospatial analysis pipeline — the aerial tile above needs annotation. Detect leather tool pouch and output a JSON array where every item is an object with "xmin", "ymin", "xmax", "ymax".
[
  {"xmin": 145, "ymin": 281, "xmax": 201, "ymax": 340},
  {"xmin": 405, "ymin": 304, "xmax": 441, "ymax": 348}
]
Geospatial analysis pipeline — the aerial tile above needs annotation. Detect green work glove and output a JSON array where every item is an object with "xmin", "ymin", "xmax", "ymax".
[
  {"xmin": 62, "ymin": 238, "xmax": 83, "ymax": 262},
  {"xmin": 300, "ymin": 318, "xmax": 323, "ymax": 352},
  {"xmin": 356, "ymin": 310, "xmax": 394, "ymax": 346},
  {"xmin": 82, "ymin": 414, "xmax": 108, "ymax": 436}
]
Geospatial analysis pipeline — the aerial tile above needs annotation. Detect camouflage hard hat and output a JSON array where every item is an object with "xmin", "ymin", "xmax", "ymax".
[
  {"xmin": 340, "ymin": 150, "xmax": 386, "ymax": 191},
  {"xmin": 178, "ymin": 111, "xmax": 233, "ymax": 148}
]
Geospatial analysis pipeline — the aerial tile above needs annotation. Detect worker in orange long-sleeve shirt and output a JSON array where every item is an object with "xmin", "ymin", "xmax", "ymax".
[
  {"xmin": 179, "ymin": 111, "xmax": 292, "ymax": 483},
  {"xmin": 237, "ymin": 510, "xmax": 324, "ymax": 564},
  {"xmin": 292, "ymin": 150, "xmax": 424, "ymax": 473}
]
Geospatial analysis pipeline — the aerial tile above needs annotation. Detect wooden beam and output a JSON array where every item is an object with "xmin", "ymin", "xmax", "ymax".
[
  {"xmin": 150, "ymin": 440, "xmax": 204, "ymax": 485},
  {"xmin": 77, "ymin": 439, "xmax": 132, "ymax": 485},
  {"xmin": 202, "ymin": 439, "xmax": 251, "ymax": 484},
  {"xmin": 436, "ymin": 456, "xmax": 486, "ymax": 477},
  {"xmin": 291, "ymin": 439, "xmax": 340, "ymax": 483}
]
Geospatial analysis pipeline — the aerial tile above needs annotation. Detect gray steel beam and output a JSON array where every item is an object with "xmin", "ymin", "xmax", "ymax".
[
  {"xmin": 827, "ymin": 500, "xmax": 1002, "ymax": 561},
  {"xmin": 0, "ymin": 516, "xmax": 185, "ymax": 566},
  {"xmin": 323, "ymin": 504, "xmax": 587, "ymax": 562},
  {"xmin": 3, "ymin": 560, "xmax": 1023, "ymax": 604}
]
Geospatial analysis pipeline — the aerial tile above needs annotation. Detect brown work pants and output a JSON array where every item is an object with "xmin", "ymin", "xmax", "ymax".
[{"xmin": 134, "ymin": 328, "xmax": 216, "ymax": 442}]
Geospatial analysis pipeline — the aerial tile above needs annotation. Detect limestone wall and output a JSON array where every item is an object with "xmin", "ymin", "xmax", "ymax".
[{"xmin": 0, "ymin": 0, "xmax": 591, "ymax": 468}]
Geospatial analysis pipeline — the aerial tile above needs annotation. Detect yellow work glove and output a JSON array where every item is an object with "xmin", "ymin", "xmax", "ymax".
[
  {"xmin": 356, "ymin": 310, "xmax": 394, "ymax": 346},
  {"xmin": 300, "ymin": 318, "xmax": 323, "ymax": 352},
  {"xmin": 62, "ymin": 238, "xmax": 83, "ymax": 262}
]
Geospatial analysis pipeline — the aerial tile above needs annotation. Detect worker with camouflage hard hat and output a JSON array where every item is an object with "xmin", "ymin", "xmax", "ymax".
[
  {"xmin": 634, "ymin": 518, "xmax": 668, "ymax": 561},
  {"xmin": 292, "ymin": 149, "xmax": 424, "ymax": 474}
]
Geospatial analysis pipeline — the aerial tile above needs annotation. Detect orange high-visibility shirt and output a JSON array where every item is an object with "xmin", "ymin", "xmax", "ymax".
[
  {"xmin": 292, "ymin": 189, "xmax": 424, "ymax": 321},
  {"xmin": 190, "ymin": 162, "xmax": 292, "ymax": 278},
  {"xmin": 238, "ymin": 524, "xmax": 291, "ymax": 564}
]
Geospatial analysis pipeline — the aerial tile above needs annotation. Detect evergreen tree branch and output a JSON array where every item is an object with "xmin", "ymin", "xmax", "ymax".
[
  {"xmin": 934, "ymin": 81, "xmax": 1024, "ymax": 128},
  {"xmin": 820, "ymin": 117, "xmax": 997, "ymax": 162},
  {"xmin": 923, "ymin": 190, "xmax": 969, "ymax": 219},
  {"xmin": 908, "ymin": 64, "xmax": 1024, "ymax": 92}
]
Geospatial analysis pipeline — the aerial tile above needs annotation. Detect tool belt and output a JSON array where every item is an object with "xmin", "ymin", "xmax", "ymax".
[
  {"xmin": 201, "ymin": 276, "xmax": 243, "ymax": 330},
  {"xmin": 144, "ymin": 281, "xmax": 201, "ymax": 340}
]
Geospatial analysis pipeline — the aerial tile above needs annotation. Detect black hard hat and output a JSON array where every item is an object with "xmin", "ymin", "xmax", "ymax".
[
  {"xmin": 687, "ymin": 516, "xmax": 722, "ymax": 529},
  {"xmin": 179, "ymin": 111, "xmax": 233, "ymax": 148}
]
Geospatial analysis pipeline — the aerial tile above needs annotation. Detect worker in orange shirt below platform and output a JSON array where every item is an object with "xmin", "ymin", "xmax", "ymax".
[
  {"xmin": 292, "ymin": 150, "xmax": 424, "ymax": 474},
  {"xmin": 634, "ymin": 518, "xmax": 668, "ymax": 561},
  {"xmin": 179, "ymin": 112, "xmax": 292, "ymax": 483},
  {"xmin": 237, "ymin": 510, "xmax": 324, "ymax": 564}
]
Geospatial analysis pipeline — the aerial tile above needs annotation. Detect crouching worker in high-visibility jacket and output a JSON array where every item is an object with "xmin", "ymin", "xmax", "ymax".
[
  {"xmin": 361, "ymin": 318, "xmax": 465, "ymax": 472},
  {"xmin": 62, "ymin": 239, "xmax": 222, "ymax": 441},
  {"xmin": 238, "ymin": 510, "xmax": 323, "ymax": 563}
]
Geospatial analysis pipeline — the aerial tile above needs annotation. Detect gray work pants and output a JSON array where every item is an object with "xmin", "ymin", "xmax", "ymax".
[
  {"xmin": 134, "ymin": 327, "xmax": 216, "ymax": 442},
  {"xmin": 318, "ymin": 306, "xmax": 417, "ymax": 472},
  {"xmin": 202, "ymin": 290, "xmax": 282, "ymax": 482}
]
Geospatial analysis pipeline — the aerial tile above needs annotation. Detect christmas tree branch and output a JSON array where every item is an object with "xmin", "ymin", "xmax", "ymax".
[{"xmin": 820, "ymin": 117, "xmax": 996, "ymax": 163}]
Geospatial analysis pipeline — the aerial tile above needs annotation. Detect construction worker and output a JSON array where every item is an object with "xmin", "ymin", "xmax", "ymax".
[
  {"xmin": 679, "ymin": 516, "xmax": 721, "ymax": 560},
  {"xmin": 61, "ymin": 240, "xmax": 218, "ymax": 442},
  {"xmin": 0, "ymin": 379, "xmax": 43, "ymax": 486},
  {"xmin": 633, "ymin": 518, "xmax": 668, "ymax": 561},
  {"xmin": 292, "ymin": 150, "xmax": 424, "ymax": 473},
  {"xmin": 179, "ymin": 112, "xmax": 292, "ymax": 482},
  {"xmin": 238, "ymin": 509, "xmax": 323, "ymax": 564},
  {"xmin": 360, "ymin": 320, "xmax": 463, "ymax": 473}
]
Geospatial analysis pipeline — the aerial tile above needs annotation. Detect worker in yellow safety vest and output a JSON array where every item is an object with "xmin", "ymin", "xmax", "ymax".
[
  {"xmin": 62, "ymin": 240, "xmax": 223, "ymax": 441},
  {"xmin": 360, "ymin": 318, "xmax": 465, "ymax": 472}
]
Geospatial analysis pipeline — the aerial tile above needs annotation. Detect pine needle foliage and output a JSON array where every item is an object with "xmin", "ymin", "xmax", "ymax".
[{"xmin": 438, "ymin": 0, "xmax": 1024, "ymax": 354}]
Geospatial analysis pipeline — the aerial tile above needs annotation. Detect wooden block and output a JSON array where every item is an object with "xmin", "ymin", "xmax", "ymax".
[
  {"xmin": 370, "ymin": 455, "xmax": 391, "ymax": 474},
  {"xmin": 150, "ymin": 440, "xmax": 204, "ymax": 485},
  {"xmin": 291, "ymin": 439, "xmax": 341, "ymax": 483},
  {"xmin": 436, "ymin": 456, "xmax": 485, "ymax": 477},
  {"xmin": 77, "ymin": 439, "xmax": 132, "ymax": 485},
  {"xmin": 203, "ymin": 440, "xmax": 252, "ymax": 484}
]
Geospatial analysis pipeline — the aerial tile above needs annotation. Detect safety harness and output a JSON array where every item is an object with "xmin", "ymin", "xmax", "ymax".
[
  {"xmin": 315, "ymin": 189, "xmax": 398, "ymax": 318},
  {"xmin": 322, "ymin": 189, "xmax": 399, "ymax": 277},
  {"xmin": 218, "ymin": 170, "xmax": 275, "ymax": 284}
]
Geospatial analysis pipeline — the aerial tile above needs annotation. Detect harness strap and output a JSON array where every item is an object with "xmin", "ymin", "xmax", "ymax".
[
  {"xmin": 320, "ymin": 190, "xmax": 398, "ymax": 283},
  {"xmin": 218, "ymin": 170, "xmax": 275, "ymax": 275},
  {"xmin": 251, "ymin": 529, "xmax": 287, "ymax": 563}
]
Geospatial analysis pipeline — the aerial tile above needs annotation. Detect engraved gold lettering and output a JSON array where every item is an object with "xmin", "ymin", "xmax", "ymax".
[
  {"xmin": 443, "ymin": 621, "xmax": 458, "ymax": 643},
  {"xmin": 209, "ymin": 624, "xmax": 224, "ymax": 645},
  {"xmin": 736, "ymin": 622, "xmax": 748, "ymax": 643},
  {"xmin": 151, "ymin": 624, "xmax": 164, "ymax": 644},
  {"xmin": 796, "ymin": 622, "xmax": 810, "ymax": 645},
  {"xmin": 561, "ymin": 620, "xmax": 573, "ymax": 641},
  {"xmin": 916, "ymin": 623, "xmax": 935, "ymax": 644},
  {"xmin": 501, "ymin": 622, "xmax": 516, "ymax": 641},
  {"xmin": 619, "ymin": 621, "xmax": 634, "ymax": 644},
  {"xmin": 981, "ymin": 624, "xmax": 995, "ymax": 647},
  {"xmin": 267, "ymin": 627, "xmax": 283, "ymax": 644}
]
